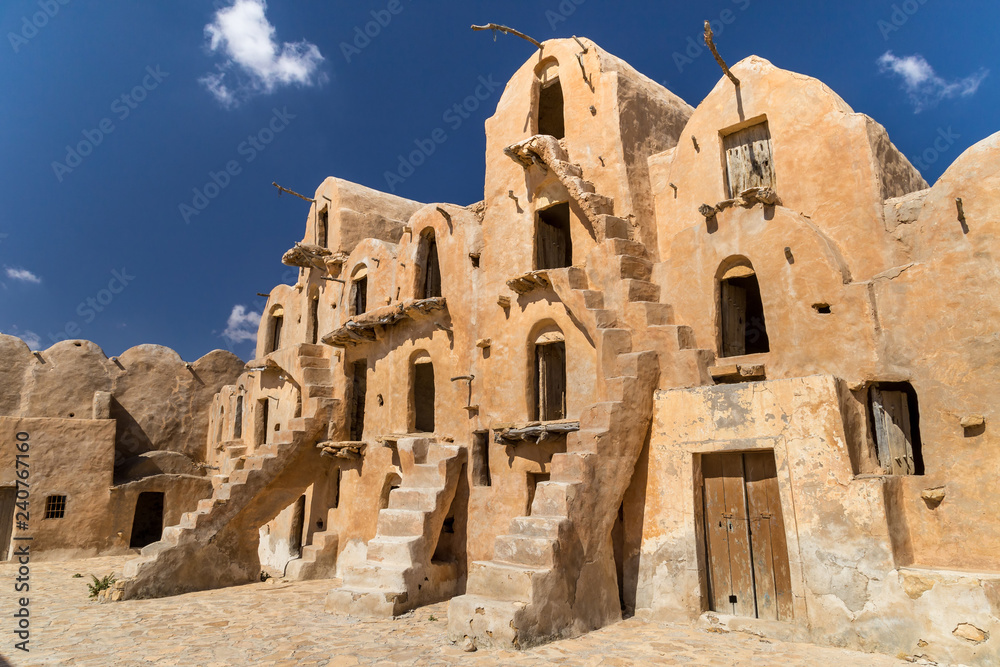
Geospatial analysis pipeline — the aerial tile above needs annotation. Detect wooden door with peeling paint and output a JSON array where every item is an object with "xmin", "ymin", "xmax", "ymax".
[
  {"xmin": 723, "ymin": 121, "xmax": 775, "ymax": 198},
  {"xmin": 702, "ymin": 451, "xmax": 792, "ymax": 620}
]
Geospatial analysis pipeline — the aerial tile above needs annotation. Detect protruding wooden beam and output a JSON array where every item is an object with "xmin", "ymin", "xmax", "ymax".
[
  {"xmin": 471, "ymin": 23, "xmax": 542, "ymax": 50},
  {"xmin": 704, "ymin": 21, "xmax": 740, "ymax": 87}
]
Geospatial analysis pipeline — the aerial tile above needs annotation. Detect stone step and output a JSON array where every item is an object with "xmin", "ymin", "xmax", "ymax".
[
  {"xmin": 299, "ymin": 356, "xmax": 329, "ymax": 368},
  {"xmin": 623, "ymin": 279, "xmax": 660, "ymax": 303},
  {"xmin": 530, "ymin": 481, "xmax": 575, "ymax": 517},
  {"xmin": 597, "ymin": 215, "xmax": 629, "ymax": 240},
  {"xmin": 549, "ymin": 451, "xmax": 595, "ymax": 484},
  {"xmin": 580, "ymin": 401, "xmax": 624, "ymax": 431},
  {"xmin": 649, "ymin": 324, "xmax": 697, "ymax": 350},
  {"xmin": 581, "ymin": 290, "xmax": 604, "ymax": 310},
  {"xmin": 618, "ymin": 255, "xmax": 652, "ymax": 281},
  {"xmin": 406, "ymin": 462, "xmax": 446, "ymax": 487},
  {"xmin": 375, "ymin": 509, "xmax": 428, "ymax": 537},
  {"xmin": 629, "ymin": 301, "xmax": 674, "ymax": 326},
  {"xmin": 614, "ymin": 350, "xmax": 659, "ymax": 379},
  {"xmin": 388, "ymin": 487, "xmax": 439, "ymax": 512},
  {"xmin": 301, "ymin": 367, "xmax": 333, "ymax": 385},
  {"xmin": 446, "ymin": 595, "xmax": 527, "ymax": 650},
  {"xmin": 423, "ymin": 444, "xmax": 461, "ymax": 465},
  {"xmin": 598, "ymin": 328, "xmax": 633, "ymax": 359},
  {"xmin": 325, "ymin": 586, "xmax": 407, "ymax": 617},
  {"xmin": 494, "ymin": 534, "xmax": 558, "ymax": 568},
  {"xmin": 590, "ymin": 309, "xmax": 618, "ymax": 329},
  {"xmin": 297, "ymin": 343, "xmax": 327, "ymax": 358},
  {"xmin": 510, "ymin": 515, "xmax": 569, "ymax": 539},
  {"xmin": 366, "ymin": 536, "xmax": 423, "ymax": 566},
  {"xmin": 564, "ymin": 266, "xmax": 589, "ymax": 289},
  {"xmin": 272, "ymin": 429, "xmax": 297, "ymax": 445},
  {"xmin": 304, "ymin": 384, "xmax": 335, "ymax": 400},
  {"xmin": 465, "ymin": 560, "xmax": 547, "ymax": 602},
  {"xmin": 566, "ymin": 427, "xmax": 614, "ymax": 453},
  {"xmin": 606, "ymin": 238, "xmax": 646, "ymax": 258},
  {"xmin": 580, "ymin": 192, "xmax": 614, "ymax": 217},
  {"xmin": 197, "ymin": 498, "xmax": 217, "ymax": 512},
  {"xmin": 344, "ymin": 562, "xmax": 409, "ymax": 591}
]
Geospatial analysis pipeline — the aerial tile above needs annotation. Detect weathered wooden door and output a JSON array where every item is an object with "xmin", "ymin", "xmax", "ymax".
[
  {"xmin": 723, "ymin": 122, "xmax": 775, "ymax": 197},
  {"xmin": 720, "ymin": 281, "xmax": 747, "ymax": 357},
  {"xmin": 871, "ymin": 388, "xmax": 915, "ymax": 475},
  {"xmin": 0, "ymin": 487, "xmax": 14, "ymax": 561},
  {"xmin": 703, "ymin": 452, "xmax": 793, "ymax": 620}
]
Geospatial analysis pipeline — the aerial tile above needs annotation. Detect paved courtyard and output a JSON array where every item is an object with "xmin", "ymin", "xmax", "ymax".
[{"xmin": 0, "ymin": 556, "xmax": 915, "ymax": 666}]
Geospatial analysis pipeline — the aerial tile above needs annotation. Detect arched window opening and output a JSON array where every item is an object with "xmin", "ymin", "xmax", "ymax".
[
  {"xmin": 868, "ymin": 382, "xmax": 923, "ymax": 475},
  {"xmin": 350, "ymin": 266, "xmax": 368, "ymax": 316},
  {"xmin": 719, "ymin": 261, "xmax": 769, "ymax": 357},
  {"xmin": 533, "ymin": 331, "xmax": 566, "ymax": 421},
  {"xmin": 413, "ymin": 358, "xmax": 435, "ymax": 433},
  {"xmin": 268, "ymin": 306, "xmax": 284, "ymax": 353},
  {"xmin": 418, "ymin": 229, "xmax": 442, "ymax": 299},
  {"xmin": 535, "ymin": 202, "xmax": 572, "ymax": 270},
  {"xmin": 537, "ymin": 60, "xmax": 565, "ymax": 139}
]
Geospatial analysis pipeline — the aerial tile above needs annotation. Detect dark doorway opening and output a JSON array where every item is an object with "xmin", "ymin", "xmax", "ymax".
[
  {"xmin": 413, "ymin": 360, "xmax": 435, "ymax": 433},
  {"xmin": 350, "ymin": 360, "xmax": 367, "ymax": 441},
  {"xmin": 420, "ymin": 231, "xmax": 442, "ymax": 299},
  {"xmin": 351, "ymin": 275, "xmax": 368, "ymax": 315},
  {"xmin": 720, "ymin": 269, "xmax": 769, "ymax": 357},
  {"xmin": 538, "ymin": 79, "xmax": 565, "ymax": 139},
  {"xmin": 129, "ymin": 491, "xmax": 164, "ymax": 549},
  {"xmin": 534, "ymin": 341, "xmax": 567, "ymax": 421},
  {"xmin": 535, "ymin": 202, "xmax": 572, "ymax": 270}
]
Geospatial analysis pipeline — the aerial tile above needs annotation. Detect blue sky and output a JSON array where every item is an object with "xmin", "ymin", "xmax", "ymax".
[{"xmin": 1, "ymin": 0, "xmax": 996, "ymax": 362}]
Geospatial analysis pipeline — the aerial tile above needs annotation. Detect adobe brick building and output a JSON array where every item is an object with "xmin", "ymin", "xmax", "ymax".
[{"xmin": 87, "ymin": 38, "xmax": 999, "ymax": 664}]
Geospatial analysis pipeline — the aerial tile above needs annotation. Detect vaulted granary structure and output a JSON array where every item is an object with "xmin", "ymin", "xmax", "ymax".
[{"xmin": 6, "ymin": 37, "xmax": 999, "ymax": 665}]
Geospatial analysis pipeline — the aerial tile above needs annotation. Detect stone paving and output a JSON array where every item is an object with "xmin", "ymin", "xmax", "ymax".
[{"xmin": 0, "ymin": 556, "xmax": 915, "ymax": 666}]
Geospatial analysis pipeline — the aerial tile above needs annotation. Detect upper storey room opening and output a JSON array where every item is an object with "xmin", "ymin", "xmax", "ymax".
[
  {"xmin": 535, "ymin": 202, "xmax": 572, "ymax": 270},
  {"xmin": 722, "ymin": 119, "xmax": 774, "ymax": 198},
  {"xmin": 536, "ymin": 58, "xmax": 565, "ymax": 140}
]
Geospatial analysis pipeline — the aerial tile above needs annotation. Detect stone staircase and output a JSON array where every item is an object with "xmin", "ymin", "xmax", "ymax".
[
  {"xmin": 448, "ymin": 217, "xmax": 713, "ymax": 649},
  {"xmin": 285, "ymin": 526, "xmax": 340, "ymax": 580},
  {"xmin": 104, "ymin": 344, "xmax": 338, "ymax": 601},
  {"xmin": 505, "ymin": 134, "xmax": 613, "ymax": 229},
  {"xmin": 325, "ymin": 438, "xmax": 466, "ymax": 617}
]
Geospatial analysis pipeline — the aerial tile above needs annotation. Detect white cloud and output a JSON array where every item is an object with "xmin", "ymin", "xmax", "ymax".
[
  {"xmin": 878, "ymin": 52, "xmax": 989, "ymax": 112},
  {"xmin": 3, "ymin": 326, "xmax": 42, "ymax": 350},
  {"xmin": 200, "ymin": 0, "xmax": 325, "ymax": 108},
  {"xmin": 222, "ymin": 304, "xmax": 261, "ymax": 344},
  {"xmin": 4, "ymin": 267, "xmax": 41, "ymax": 284}
]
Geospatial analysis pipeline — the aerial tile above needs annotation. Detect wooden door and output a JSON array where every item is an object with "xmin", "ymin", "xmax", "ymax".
[
  {"xmin": 0, "ymin": 487, "xmax": 14, "ymax": 561},
  {"xmin": 703, "ymin": 452, "xmax": 792, "ymax": 620},
  {"xmin": 723, "ymin": 122, "xmax": 775, "ymax": 197},
  {"xmin": 871, "ymin": 388, "xmax": 915, "ymax": 474},
  {"xmin": 744, "ymin": 453, "xmax": 794, "ymax": 620},
  {"xmin": 721, "ymin": 281, "xmax": 747, "ymax": 357}
]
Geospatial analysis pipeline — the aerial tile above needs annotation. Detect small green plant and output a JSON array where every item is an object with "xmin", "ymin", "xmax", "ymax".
[
  {"xmin": 87, "ymin": 573, "xmax": 116, "ymax": 598},
  {"xmin": 72, "ymin": 573, "xmax": 83, "ymax": 578},
  {"xmin": 428, "ymin": 615, "xmax": 438, "ymax": 622}
]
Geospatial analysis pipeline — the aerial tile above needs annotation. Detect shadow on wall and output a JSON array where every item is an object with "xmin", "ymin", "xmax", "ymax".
[{"xmin": 110, "ymin": 396, "xmax": 153, "ymax": 467}]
